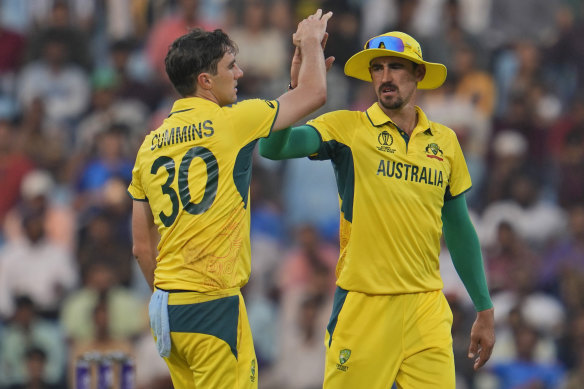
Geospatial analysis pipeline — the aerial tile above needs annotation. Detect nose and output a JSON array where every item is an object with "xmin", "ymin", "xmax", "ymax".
[
  {"xmin": 235, "ymin": 64, "xmax": 243, "ymax": 79},
  {"xmin": 381, "ymin": 65, "xmax": 392, "ymax": 82}
]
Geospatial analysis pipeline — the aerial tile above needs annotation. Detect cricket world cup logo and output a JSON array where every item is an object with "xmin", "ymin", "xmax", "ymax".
[
  {"xmin": 377, "ymin": 131, "xmax": 396, "ymax": 153},
  {"xmin": 378, "ymin": 131, "xmax": 393, "ymax": 146}
]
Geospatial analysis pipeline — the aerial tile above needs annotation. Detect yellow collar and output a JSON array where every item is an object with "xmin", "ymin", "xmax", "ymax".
[
  {"xmin": 365, "ymin": 103, "xmax": 434, "ymax": 136},
  {"xmin": 169, "ymin": 96, "xmax": 219, "ymax": 115}
]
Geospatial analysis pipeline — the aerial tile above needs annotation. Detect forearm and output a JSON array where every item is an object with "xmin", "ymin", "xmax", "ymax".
[
  {"xmin": 272, "ymin": 37, "xmax": 326, "ymax": 130},
  {"xmin": 259, "ymin": 125, "xmax": 321, "ymax": 159},
  {"xmin": 134, "ymin": 240, "xmax": 157, "ymax": 291},
  {"xmin": 132, "ymin": 201, "xmax": 160, "ymax": 291},
  {"xmin": 442, "ymin": 195, "xmax": 493, "ymax": 311},
  {"xmin": 295, "ymin": 36, "xmax": 327, "ymax": 99},
  {"xmin": 272, "ymin": 10, "xmax": 330, "ymax": 130}
]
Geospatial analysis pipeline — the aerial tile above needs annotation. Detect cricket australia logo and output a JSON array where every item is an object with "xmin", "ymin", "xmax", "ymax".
[
  {"xmin": 336, "ymin": 349, "xmax": 351, "ymax": 372},
  {"xmin": 250, "ymin": 359, "xmax": 256, "ymax": 382},
  {"xmin": 377, "ymin": 131, "xmax": 396, "ymax": 153},
  {"xmin": 425, "ymin": 143, "xmax": 444, "ymax": 161}
]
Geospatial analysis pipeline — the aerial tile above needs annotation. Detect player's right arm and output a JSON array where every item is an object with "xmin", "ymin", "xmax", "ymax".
[
  {"xmin": 131, "ymin": 200, "xmax": 160, "ymax": 291},
  {"xmin": 259, "ymin": 125, "xmax": 321, "ymax": 159},
  {"xmin": 272, "ymin": 9, "xmax": 332, "ymax": 131}
]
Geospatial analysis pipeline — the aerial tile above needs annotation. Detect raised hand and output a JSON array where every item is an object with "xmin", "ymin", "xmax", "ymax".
[
  {"xmin": 289, "ymin": 29, "xmax": 335, "ymax": 89},
  {"xmin": 292, "ymin": 9, "xmax": 332, "ymax": 47},
  {"xmin": 272, "ymin": 9, "xmax": 332, "ymax": 130}
]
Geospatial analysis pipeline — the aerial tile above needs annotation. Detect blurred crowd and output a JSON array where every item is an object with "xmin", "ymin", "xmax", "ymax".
[{"xmin": 0, "ymin": 0, "xmax": 583, "ymax": 388}]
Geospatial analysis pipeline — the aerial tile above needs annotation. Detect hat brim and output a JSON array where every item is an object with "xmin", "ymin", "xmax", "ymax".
[{"xmin": 344, "ymin": 49, "xmax": 447, "ymax": 90}]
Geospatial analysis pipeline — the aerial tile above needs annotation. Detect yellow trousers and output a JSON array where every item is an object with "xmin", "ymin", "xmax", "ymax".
[
  {"xmin": 324, "ymin": 288, "xmax": 455, "ymax": 389},
  {"xmin": 158, "ymin": 289, "xmax": 257, "ymax": 389}
]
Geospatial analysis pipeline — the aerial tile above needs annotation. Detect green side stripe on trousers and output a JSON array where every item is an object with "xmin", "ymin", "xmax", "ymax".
[
  {"xmin": 326, "ymin": 286, "xmax": 349, "ymax": 347},
  {"xmin": 168, "ymin": 295, "xmax": 239, "ymax": 359}
]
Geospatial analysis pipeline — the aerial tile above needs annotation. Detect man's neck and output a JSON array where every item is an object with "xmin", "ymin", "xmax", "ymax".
[
  {"xmin": 193, "ymin": 90, "xmax": 220, "ymax": 106},
  {"xmin": 380, "ymin": 103, "xmax": 418, "ymax": 136}
]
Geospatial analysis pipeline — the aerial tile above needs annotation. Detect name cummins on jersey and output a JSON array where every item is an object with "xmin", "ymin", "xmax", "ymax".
[{"xmin": 128, "ymin": 97, "xmax": 278, "ymax": 292}]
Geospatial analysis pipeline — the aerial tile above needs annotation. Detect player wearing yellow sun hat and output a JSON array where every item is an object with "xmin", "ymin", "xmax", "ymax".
[
  {"xmin": 344, "ymin": 31, "xmax": 447, "ymax": 89},
  {"xmin": 259, "ymin": 31, "xmax": 495, "ymax": 389}
]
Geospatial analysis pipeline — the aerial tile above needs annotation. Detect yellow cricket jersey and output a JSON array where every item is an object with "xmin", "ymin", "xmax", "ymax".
[
  {"xmin": 307, "ymin": 103, "xmax": 471, "ymax": 295},
  {"xmin": 128, "ymin": 97, "xmax": 279, "ymax": 292}
]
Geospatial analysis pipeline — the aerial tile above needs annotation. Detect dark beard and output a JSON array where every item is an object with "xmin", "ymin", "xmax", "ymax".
[{"xmin": 379, "ymin": 96, "xmax": 404, "ymax": 110}]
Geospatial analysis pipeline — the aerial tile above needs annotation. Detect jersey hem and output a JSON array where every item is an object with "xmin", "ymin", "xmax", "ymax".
[
  {"xmin": 127, "ymin": 190, "xmax": 148, "ymax": 202},
  {"xmin": 445, "ymin": 185, "xmax": 472, "ymax": 201}
]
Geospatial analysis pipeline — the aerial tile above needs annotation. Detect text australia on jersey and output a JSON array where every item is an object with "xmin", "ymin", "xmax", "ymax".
[{"xmin": 376, "ymin": 159, "xmax": 444, "ymax": 187}]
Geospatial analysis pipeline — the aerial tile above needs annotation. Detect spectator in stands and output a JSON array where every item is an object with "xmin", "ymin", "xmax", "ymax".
[
  {"xmin": 133, "ymin": 326, "xmax": 173, "ymax": 389},
  {"xmin": 548, "ymin": 93, "xmax": 584, "ymax": 160},
  {"xmin": 556, "ymin": 269, "xmax": 584, "ymax": 324},
  {"xmin": 74, "ymin": 69, "xmax": 148, "ymax": 157},
  {"xmin": 278, "ymin": 224, "xmax": 338, "ymax": 295},
  {"xmin": 555, "ymin": 128, "xmax": 584, "ymax": 208},
  {"xmin": 480, "ymin": 170, "xmax": 566, "ymax": 249},
  {"xmin": 448, "ymin": 295, "xmax": 478, "ymax": 389},
  {"xmin": 484, "ymin": 221, "xmax": 540, "ymax": 295},
  {"xmin": 490, "ymin": 256, "xmax": 565, "ymax": 340},
  {"xmin": 74, "ymin": 124, "xmax": 133, "ymax": 212},
  {"xmin": 479, "ymin": 130, "xmax": 528, "ymax": 210},
  {"xmin": 3, "ymin": 169, "xmax": 75, "ymax": 251},
  {"xmin": 145, "ymin": 0, "xmax": 217, "ymax": 80},
  {"xmin": 0, "ymin": 296, "xmax": 66, "ymax": 387},
  {"xmin": 545, "ymin": 4, "xmax": 584, "ymax": 99},
  {"xmin": 0, "ymin": 207, "xmax": 77, "ymax": 320},
  {"xmin": 452, "ymin": 43, "xmax": 496, "ymax": 119},
  {"xmin": 487, "ymin": 0, "xmax": 561, "ymax": 48},
  {"xmin": 539, "ymin": 203, "xmax": 584, "ymax": 294},
  {"xmin": 108, "ymin": 39, "xmax": 164, "ymax": 111},
  {"xmin": 60, "ymin": 261, "xmax": 145, "ymax": 343},
  {"xmin": 228, "ymin": 0, "xmax": 288, "ymax": 98},
  {"xmin": 488, "ymin": 321, "xmax": 565, "ymax": 389},
  {"xmin": 68, "ymin": 292, "xmax": 134, "ymax": 389},
  {"xmin": 557, "ymin": 310, "xmax": 584, "ymax": 388},
  {"xmin": 265, "ymin": 292, "xmax": 330, "ymax": 389},
  {"xmin": 0, "ymin": 14, "xmax": 26, "ymax": 95},
  {"xmin": 16, "ymin": 28, "xmax": 90, "ymax": 144},
  {"xmin": 23, "ymin": 0, "xmax": 92, "ymax": 70},
  {"xmin": 7, "ymin": 346, "xmax": 60, "ymax": 389},
  {"xmin": 0, "ymin": 118, "xmax": 35, "ymax": 231}
]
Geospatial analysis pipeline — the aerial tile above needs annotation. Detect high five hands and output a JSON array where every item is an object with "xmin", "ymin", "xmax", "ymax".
[{"xmin": 290, "ymin": 9, "xmax": 335, "ymax": 90}]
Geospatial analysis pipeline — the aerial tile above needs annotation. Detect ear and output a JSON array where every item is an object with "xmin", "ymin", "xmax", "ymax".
[
  {"xmin": 415, "ymin": 64, "xmax": 426, "ymax": 83},
  {"xmin": 197, "ymin": 72, "xmax": 213, "ymax": 90}
]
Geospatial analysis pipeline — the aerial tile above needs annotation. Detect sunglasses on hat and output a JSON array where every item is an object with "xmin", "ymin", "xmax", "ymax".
[{"xmin": 365, "ymin": 36, "xmax": 406, "ymax": 51}]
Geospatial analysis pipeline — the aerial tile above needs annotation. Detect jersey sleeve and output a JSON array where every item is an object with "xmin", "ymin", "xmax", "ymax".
[
  {"xmin": 128, "ymin": 153, "xmax": 147, "ymax": 201},
  {"xmin": 224, "ymin": 98, "xmax": 279, "ymax": 145},
  {"xmin": 446, "ymin": 132, "xmax": 472, "ymax": 199},
  {"xmin": 306, "ymin": 110, "xmax": 355, "ymax": 160}
]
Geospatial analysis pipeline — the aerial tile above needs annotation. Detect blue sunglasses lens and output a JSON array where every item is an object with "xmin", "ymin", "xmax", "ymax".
[{"xmin": 365, "ymin": 36, "xmax": 405, "ymax": 52}]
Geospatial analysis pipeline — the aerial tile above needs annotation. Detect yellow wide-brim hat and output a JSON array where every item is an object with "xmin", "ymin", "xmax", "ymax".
[{"xmin": 344, "ymin": 31, "xmax": 447, "ymax": 90}]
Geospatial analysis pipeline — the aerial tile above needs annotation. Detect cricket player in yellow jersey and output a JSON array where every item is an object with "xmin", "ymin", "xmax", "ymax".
[
  {"xmin": 128, "ymin": 10, "xmax": 334, "ymax": 389},
  {"xmin": 259, "ymin": 31, "xmax": 495, "ymax": 388}
]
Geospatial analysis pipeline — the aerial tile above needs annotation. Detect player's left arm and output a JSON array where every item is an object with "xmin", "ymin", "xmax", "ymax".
[
  {"xmin": 131, "ymin": 200, "xmax": 160, "ymax": 291},
  {"xmin": 442, "ymin": 194, "xmax": 495, "ymax": 371}
]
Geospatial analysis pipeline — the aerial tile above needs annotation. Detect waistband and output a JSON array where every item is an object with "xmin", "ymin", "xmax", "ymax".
[{"xmin": 156, "ymin": 287, "xmax": 241, "ymax": 305}]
